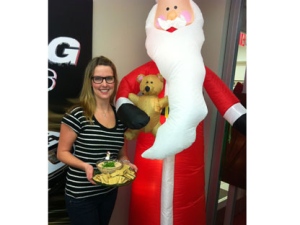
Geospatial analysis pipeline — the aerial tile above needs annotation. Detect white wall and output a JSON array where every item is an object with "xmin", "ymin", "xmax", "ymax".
[
  {"xmin": 93, "ymin": 0, "xmax": 153, "ymax": 78},
  {"xmin": 93, "ymin": 1, "xmax": 231, "ymax": 224}
]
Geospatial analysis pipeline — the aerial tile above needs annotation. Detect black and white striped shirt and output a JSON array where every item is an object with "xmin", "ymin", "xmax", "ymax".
[{"xmin": 61, "ymin": 106, "xmax": 127, "ymax": 199}]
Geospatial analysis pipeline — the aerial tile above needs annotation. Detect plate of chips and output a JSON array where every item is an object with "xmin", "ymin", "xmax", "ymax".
[{"xmin": 93, "ymin": 164, "xmax": 136, "ymax": 187}]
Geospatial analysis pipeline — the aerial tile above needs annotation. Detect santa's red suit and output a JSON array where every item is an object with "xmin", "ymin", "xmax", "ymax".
[{"xmin": 115, "ymin": 60, "xmax": 246, "ymax": 225}]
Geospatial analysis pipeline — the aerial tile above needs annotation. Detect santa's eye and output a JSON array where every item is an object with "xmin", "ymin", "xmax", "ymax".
[
  {"xmin": 166, "ymin": 7, "xmax": 170, "ymax": 11},
  {"xmin": 174, "ymin": 6, "xmax": 178, "ymax": 9}
]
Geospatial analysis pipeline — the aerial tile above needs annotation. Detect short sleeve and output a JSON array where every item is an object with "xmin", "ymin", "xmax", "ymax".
[{"xmin": 61, "ymin": 107, "xmax": 83, "ymax": 135}]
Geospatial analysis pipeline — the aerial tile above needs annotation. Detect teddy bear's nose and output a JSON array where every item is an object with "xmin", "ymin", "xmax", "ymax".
[{"xmin": 145, "ymin": 86, "xmax": 150, "ymax": 92}]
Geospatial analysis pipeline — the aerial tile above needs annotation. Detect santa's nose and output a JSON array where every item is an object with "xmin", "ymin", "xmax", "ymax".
[{"xmin": 167, "ymin": 10, "xmax": 177, "ymax": 20}]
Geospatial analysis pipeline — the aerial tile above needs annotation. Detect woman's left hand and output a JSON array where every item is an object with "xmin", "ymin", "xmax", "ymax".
[
  {"xmin": 128, "ymin": 162, "xmax": 138, "ymax": 173},
  {"xmin": 121, "ymin": 159, "xmax": 138, "ymax": 173}
]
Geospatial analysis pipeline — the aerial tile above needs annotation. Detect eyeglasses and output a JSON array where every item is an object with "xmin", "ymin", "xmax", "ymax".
[{"xmin": 91, "ymin": 76, "xmax": 115, "ymax": 84}]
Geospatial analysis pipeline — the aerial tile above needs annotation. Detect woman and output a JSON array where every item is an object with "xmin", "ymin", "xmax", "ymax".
[{"xmin": 57, "ymin": 55, "xmax": 137, "ymax": 225}]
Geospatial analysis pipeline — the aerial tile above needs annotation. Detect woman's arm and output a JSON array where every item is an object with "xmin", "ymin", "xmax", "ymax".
[{"xmin": 57, "ymin": 123, "xmax": 96, "ymax": 184}]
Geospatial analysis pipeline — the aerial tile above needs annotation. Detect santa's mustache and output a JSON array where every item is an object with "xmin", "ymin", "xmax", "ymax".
[{"xmin": 157, "ymin": 15, "xmax": 187, "ymax": 30}]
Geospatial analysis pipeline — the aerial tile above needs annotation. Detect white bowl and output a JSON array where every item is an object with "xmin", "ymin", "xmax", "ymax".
[{"xmin": 96, "ymin": 160, "xmax": 123, "ymax": 174}]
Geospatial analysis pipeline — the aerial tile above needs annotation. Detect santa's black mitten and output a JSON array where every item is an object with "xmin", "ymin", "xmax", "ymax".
[
  {"xmin": 117, "ymin": 103, "xmax": 150, "ymax": 129},
  {"xmin": 232, "ymin": 113, "xmax": 246, "ymax": 136}
]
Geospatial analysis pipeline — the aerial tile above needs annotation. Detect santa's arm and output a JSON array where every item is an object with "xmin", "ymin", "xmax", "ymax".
[
  {"xmin": 116, "ymin": 61, "xmax": 159, "ymax": 129},
  {"xmin": 204, "ymin": 66, "xmax": 246, "ymax": 135}
]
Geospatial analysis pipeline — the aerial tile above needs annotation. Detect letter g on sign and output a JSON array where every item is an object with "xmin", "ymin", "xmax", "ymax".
[{"xmin": 48, "ymin": 37, "xmax": 80, "ymax": 65}]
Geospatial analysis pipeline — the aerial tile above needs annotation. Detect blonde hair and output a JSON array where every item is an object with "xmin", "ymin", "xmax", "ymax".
[{"xmin": 69, "ymin": 56, "xmax": 118, "ymax": 123}]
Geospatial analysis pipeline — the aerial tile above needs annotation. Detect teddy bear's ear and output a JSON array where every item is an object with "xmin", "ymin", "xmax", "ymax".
[
  {"xmin": 157, "ymin": 73, "xmax": 164, "ymax": 82},
  {"xmin": 137, "ymin": 74, "xmax": 145, "ymax": 83}
]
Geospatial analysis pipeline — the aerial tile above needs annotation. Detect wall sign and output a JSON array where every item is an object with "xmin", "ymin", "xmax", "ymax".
[{"xmin": 48, "ymin": 0, "xmax": 93, "ymax": 132}]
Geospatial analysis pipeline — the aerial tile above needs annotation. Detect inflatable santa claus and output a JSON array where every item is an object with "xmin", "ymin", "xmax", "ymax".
[{"xmin": 116, "ymin": 0, "xmax": 246, "ymax": 225}]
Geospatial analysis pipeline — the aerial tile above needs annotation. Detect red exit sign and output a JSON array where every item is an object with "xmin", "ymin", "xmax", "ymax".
[{"xmin": 239, "ymin": 32, "xmax": 246, "ymax": 46}]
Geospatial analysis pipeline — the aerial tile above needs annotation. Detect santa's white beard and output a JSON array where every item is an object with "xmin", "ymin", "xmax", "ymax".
[{"xmin": 142, "ymin": 1, "xmax": 208, "ymax": 159}]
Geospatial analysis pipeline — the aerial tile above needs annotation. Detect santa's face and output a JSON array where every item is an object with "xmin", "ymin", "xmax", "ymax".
[{"xmin": 154, "ymin": 0, "xmax": 194, "ymax": 31}]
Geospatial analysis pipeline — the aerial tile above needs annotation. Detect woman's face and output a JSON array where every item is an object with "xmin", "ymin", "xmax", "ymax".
[{"xmin": 91, "ymin": 65, "xmax": 115, "ymax": 101}]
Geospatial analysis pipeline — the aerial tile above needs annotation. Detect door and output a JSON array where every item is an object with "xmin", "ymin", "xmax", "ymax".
[{"xmin": 206, "ymin": 0, "xmax": 246, "ymax": 224}]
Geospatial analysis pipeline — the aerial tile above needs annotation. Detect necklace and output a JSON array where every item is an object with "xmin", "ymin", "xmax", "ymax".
[
  {"xmin": 97, "ymin": 105, "xmax": 110, "ymax": 118},
  {"xmin": 98, "ymin": 108, "xmax": 109, "ymax": 118}
]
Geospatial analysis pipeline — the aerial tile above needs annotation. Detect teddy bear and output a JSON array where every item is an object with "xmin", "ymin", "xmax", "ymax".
[{"xmin": 124, "ymin": 73, "xmax": 168, "ymax": 140}]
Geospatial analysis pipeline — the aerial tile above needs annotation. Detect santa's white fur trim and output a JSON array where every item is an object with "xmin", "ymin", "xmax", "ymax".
[
  {"xmin": 223, "ymin": 103, "xmax": 247, "ymax": 125},
  {"xmin": 115, "ymin": 97, "xmax": 133, "ymax": 111}
]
